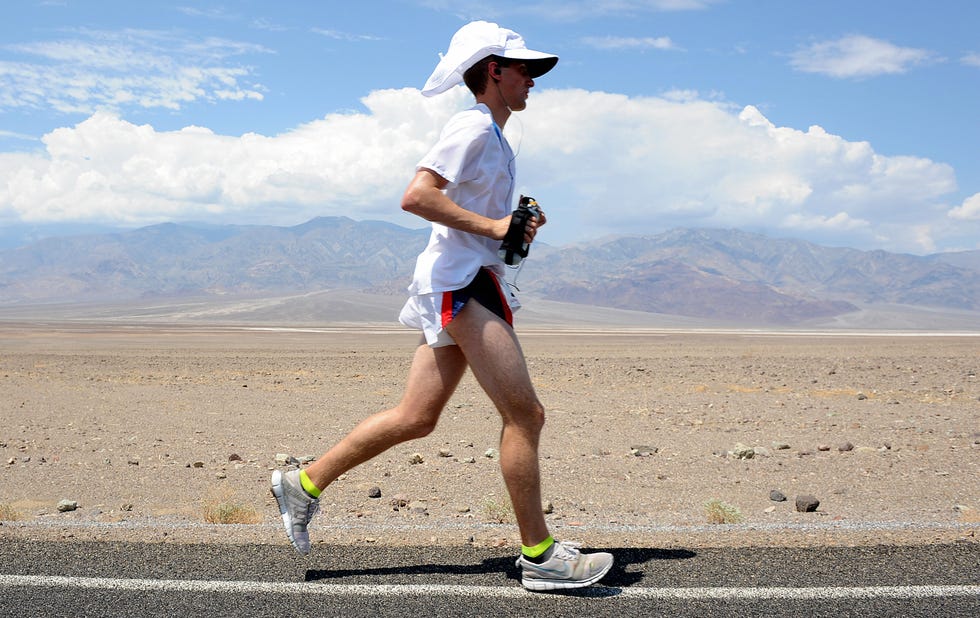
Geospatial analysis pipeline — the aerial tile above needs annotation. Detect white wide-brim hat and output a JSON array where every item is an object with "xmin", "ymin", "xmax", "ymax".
[{"xmin": 422, "ymin": 21, "xmax": 558, "ymax": 97}]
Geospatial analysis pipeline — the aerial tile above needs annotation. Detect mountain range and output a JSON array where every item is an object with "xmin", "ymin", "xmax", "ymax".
[{"xmin": 0, "ymin": 218, "xmax": 978, "ymax": 329}]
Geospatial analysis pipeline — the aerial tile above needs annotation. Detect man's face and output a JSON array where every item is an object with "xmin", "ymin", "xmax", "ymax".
[{"xmin": 499, "ymin": 63, "xmax": 534, "ymax": 111}]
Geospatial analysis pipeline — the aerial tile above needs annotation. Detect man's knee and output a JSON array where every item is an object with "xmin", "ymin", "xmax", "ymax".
[
  {"xmin": 503, "ymin": 399, "xmax": 545, "ymax": 433},
  {"xmin": 531, "ymin": 401, "xmax": 546, "ymax": 431},
  {"xmin": 396, "ymin": 408, "xmax": 440, "ymax": 440}
]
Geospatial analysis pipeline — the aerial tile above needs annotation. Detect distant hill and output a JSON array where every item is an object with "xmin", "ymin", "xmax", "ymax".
[
  {"xmin": 1, "ymin": 219, "xmax": 978, "ymax": 328},
  {"xmin": 518, "ymin": 228, "xmax": 980, "ymax": 322},
  {"xmin": 927, "ymin": 249, "xmax": 980, "ymax": 273},
  {"xmin": 0, "ymin": 217, "xmax": 428, "ymax": 303},
  {"xmin": 0, "ymin": 222, "xmax": 123, "ymax": 250}
]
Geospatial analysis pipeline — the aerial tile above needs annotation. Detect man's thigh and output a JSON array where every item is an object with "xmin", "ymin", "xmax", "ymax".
[
  {"xmin": 400, "ymin": 342, "xmax": 468, "ymax": 416},
  {"xmin": 445, "ymin": 300, "xmax": 538, "ymax": 411}
]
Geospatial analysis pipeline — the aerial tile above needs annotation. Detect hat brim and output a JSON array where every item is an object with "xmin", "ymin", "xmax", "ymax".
[
  {"xmin": 498, "ymin": 48, "xmax": 558, "ymax": 79},
  {"xmin": 507, "ymin": 54, "xmax": 558, "ymax": 79}
]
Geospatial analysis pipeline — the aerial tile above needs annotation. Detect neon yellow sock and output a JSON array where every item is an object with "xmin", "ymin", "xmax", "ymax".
[
  {"xmin": 299, "ymin": 469, "xmax": 321, "ymax": 498},
  {"xmin": 521, "ymin": 535, "xmax": 555, "ymax": 558}
]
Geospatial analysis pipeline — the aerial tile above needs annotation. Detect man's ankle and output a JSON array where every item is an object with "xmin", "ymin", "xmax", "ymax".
[
  {"xmin": 299, "ymin": 469, "xmax": 321, "ymax": 498},
  {"xmin": 521, "ymin": 536, "xmax": 555, "ymax": 564}
]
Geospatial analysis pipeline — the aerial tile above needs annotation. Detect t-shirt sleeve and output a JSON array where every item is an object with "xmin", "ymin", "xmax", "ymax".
[{"xmin": 416, "ymin": 112, "xmax": 489, "ymax": 186}]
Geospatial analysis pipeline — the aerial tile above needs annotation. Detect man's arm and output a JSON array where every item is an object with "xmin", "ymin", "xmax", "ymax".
[{"xmin": 401, "ymin": 169, "xmax": 543, "ymax": 242}]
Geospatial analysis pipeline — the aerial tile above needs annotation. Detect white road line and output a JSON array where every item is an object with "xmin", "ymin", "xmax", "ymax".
[{"xmin": 1, "ymin": 575, "xmax": 978, "ymax": 600}]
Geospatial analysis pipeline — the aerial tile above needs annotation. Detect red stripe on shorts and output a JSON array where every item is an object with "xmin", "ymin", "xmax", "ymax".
[
  {"xmin": 440, "ymin": 290, "xmax": 454, "ymax": 329},
  {"xmin": 487, "ymin": 269, "xmax": 513, "ymax": 325}
]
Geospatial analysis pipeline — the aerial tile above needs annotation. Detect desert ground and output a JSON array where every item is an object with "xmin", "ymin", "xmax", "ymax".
[{"xmin": 1, "ymin": 322, "xmax": 977, "ymax": 550}]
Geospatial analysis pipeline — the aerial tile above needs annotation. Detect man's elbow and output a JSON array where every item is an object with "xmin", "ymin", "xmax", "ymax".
[
  {"xmin": 400, "ymin": 191, "xmax": 422, "ymax": 215},
  {"xmin": 401, "ymin": 169, "xmax": 444, "ymax": 217}
]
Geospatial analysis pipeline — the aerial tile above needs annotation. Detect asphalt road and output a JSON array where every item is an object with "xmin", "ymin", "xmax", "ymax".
[{"xmin": 1, "ymin": 540, "xmax": 977, "ymax": 617}]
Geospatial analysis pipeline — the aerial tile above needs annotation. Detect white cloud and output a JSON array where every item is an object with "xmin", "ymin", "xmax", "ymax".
[
  {"xmin": 424, "ymin": 0, "xmax": 718, "ymax": 20},
  {"xmin": 782, "ymin": 211, "xmax": 869, "ymax": 232},
  {"xmin": 582, "ymin": 36, "xmax": 679, "ymax": 51},
  {"xmin": 251, "ymin": 18, "xmax": 289, "ymax": 32},
  {"xmin": 567, "ymin": 0, "xmax": 719, "ymax": 12},
  {"xmin": 949, "ymin": 192, "xmax": 980, "ymax": 221},
  {"xmin": 962, "ymin": 52, "xmax": 980, "ymax": 68},
  {"xmin": 0, "ymin": 88, "xmax": 461, "ymax": 227},
  {"xmin": 0, "ymin": 129, "xmax": 38, "ymax": 141},
  {"xmin": 0, "ymin": 29, "xmax": 269, "ymax": 115},
  {"xmin": 310, "ymin": 28, "xmax": 384, "ymax": 42},
  {"xmin": 790, "ymin": 35, "xmax": 936, "ymax": 78},
  {"xmin": 519, "ymin": 93, "xmax": 958, "ymax": 252},
  {"xmin": 0, "ymin": 87, "xmax": 966, "ymax": 253},
  {"xmin": 176, "ymin": 6, "xmax": 237, "ymax": 20}
]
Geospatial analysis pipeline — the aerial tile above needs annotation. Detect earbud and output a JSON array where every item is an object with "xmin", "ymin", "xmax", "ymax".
[{"xmin": 493, "ymin": 65, "xmax": 501, "ymax": 76}]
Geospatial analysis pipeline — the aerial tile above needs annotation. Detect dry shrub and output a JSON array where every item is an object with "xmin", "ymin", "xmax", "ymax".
[
  {"xmin": 483, "ymin": 498, "xmax": 514, "ymax": 524},
  {"xmin": 0, "ymin": 504, "xmax": 23, "ymax": 521},
  {"xmin": 203, "ymin": 492, "xmax": 261, "ymax": 524},
  {"xmin": 705, "ymin": 499, "xmax": 743, "ymax": 524}
]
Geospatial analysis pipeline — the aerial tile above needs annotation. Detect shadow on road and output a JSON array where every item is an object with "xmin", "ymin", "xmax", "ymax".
[{"xmin": 304, "ymin": 546, "xmax": 696, "ymax": 593}]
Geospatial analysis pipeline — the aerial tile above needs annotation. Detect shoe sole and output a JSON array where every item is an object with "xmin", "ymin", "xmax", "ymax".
[{"xmin": 521, "ymin": 560, "xmax": 614, "ymax": 591}]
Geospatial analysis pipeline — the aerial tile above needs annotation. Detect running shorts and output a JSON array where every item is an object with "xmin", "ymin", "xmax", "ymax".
[{"xmin": 398, "ymin": 267, "xmax": 520, "ymax": 348}]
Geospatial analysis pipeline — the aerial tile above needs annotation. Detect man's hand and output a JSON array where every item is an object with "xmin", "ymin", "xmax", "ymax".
[
  {"xmin": 495, "ymin": 207, "xmax": 546, "ymax": 243},
  {"xmin": 524, "ymin": 209, "xmax": 546, "ymax": 244}
]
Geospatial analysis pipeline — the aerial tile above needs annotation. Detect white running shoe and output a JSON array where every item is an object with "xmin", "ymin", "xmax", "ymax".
[
  {"xmin": 271, "ymin": 469, "xmax": 319, "ymax": 555},
  {"xmin": 515, "ymin": 541, "xmax": 614, "ymax": 591}
]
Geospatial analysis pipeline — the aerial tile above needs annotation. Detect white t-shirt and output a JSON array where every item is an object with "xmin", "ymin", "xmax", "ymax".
[{"xmin": 407, "ymin": 103, "xmax": 515, "ymax": 295}]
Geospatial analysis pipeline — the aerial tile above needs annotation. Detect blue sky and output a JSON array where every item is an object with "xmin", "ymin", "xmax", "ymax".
[{"xmin": 1, "ymin": 0, "xmax": 978, "ymax": 255}]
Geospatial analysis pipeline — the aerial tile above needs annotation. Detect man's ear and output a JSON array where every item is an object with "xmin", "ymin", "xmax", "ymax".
[{"xmin": 489, "ymin": 61, "xmax": 502, "ymax": 79}]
